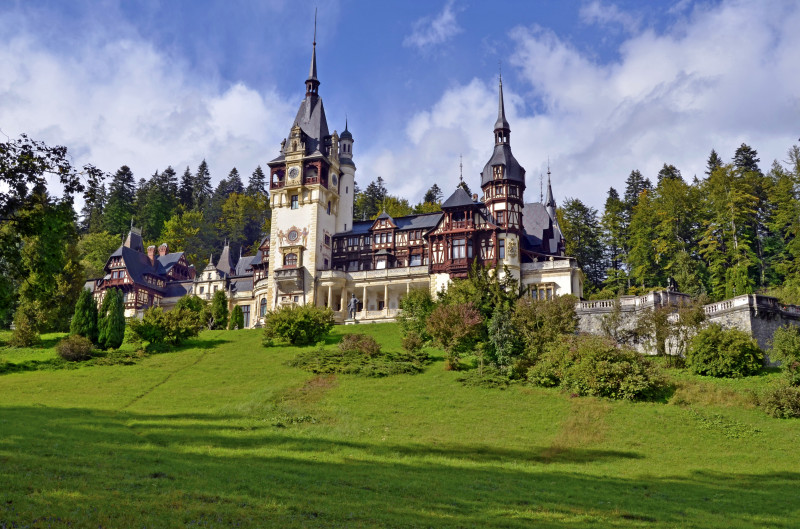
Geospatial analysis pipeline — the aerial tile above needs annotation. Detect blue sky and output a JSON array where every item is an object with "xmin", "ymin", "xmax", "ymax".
[{"xmin": 1, "ymin": 0, "xmax": 798, "ymax": 209}]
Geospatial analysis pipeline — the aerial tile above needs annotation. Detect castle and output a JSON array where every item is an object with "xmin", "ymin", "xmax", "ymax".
[{"xmin": 89, "ymin": 33, "xmax": 583, "ymax": 327}]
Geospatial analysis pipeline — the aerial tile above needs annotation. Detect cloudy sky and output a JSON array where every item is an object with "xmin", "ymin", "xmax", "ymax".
[{"xmin": 1, "ymin": 0, "xmax": 798, "ymax": 210}]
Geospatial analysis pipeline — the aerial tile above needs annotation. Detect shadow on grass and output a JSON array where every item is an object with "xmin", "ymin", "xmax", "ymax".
[{"xmin": 1, "ymin": 405, "xmax": 797, "ymax": 528}]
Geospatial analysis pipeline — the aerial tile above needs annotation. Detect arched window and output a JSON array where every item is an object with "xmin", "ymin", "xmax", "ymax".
[
  {"xmin": 260, "ymin": 298, "xmax": 267, "ymax": 317},
  {"xmin": 284, "ymin": 253, "xmax": 298, "ymax": 267}
]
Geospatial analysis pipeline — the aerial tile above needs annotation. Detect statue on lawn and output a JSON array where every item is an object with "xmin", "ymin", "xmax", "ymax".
[{"xmin": 347, "ymin": 294, "xmax": 360, "ymax": 319}]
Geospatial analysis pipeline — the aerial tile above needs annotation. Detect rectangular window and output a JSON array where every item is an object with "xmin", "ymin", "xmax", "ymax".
[
  {"xmin": 291, "ymin": 195, "xmax": 299, "ymax": 209},
  {"xmin": 452, "ymin": 239, "xmax": 466, "ymax": 259},
  {"xmin": 410, "ymin": 254, "xmax": 422, "ymax": 266},
  {"xmin": 324, "ymin": 234, "xmax": 331, "ymax": 246},
  {"xmin": 499, "ymin": 239, "xmax": 505, "ymax": 259},
  {"xmin": 467, "ymin": 241, "xmax": 473, "ymax": 259},
  {"xmin": 376, "ymin": 258, "xmax": 386, "ymax": 270},
  {"xmin": 200, "ymin": 287, "xmax": 204, "ymax": 294},
  {"xmin": 496, "ymin": 211, "xmax": 505, "ymax": 225},
  {"xmin": 242, "ymin": 305, "xmax": 250, "ymax": 328}
]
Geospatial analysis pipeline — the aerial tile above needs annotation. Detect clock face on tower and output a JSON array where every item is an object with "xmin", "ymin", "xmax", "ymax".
[
  {"xmin": 287, "ymin": 229, "xmax": 299, "ymax": 242},
  {"xmin": 288, "ymin": 167, "xmax": 300, "ymax": 180}
]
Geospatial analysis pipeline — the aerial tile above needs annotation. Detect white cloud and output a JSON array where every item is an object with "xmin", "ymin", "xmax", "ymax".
[
  {"xmin": 579, "ymin": 1, "xmax": 642, "ymax": 33},
  {"xmin": 0, "ymin": 24, "xmax": 295, "ymax": 200},
  {"xmin": 375, "ymin": 0, "xmax": 800, "ymax": 210},
  {"xmin": 403, "ymin": 0, "xmax": 463, "ymax": 50}
]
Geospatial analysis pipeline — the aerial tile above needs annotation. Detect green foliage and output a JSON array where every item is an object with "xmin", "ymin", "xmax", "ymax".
[
  {"xmin": 486, "ymin": 306, "xmax": 522, "ymax": 374},
  {"xmin": 397, "ymin": 288, "xmax": 435, "ymax": 341},
  {"xmin": 160, "ymin": 210, "xmax": 204, "ymax": 268},
  {"xmin": 687, "ymin": 324, "xmax": 763, "ymax": 378},
  {"xmin": 229, "ymin": 305, "xmax": 245, "ymax": 330},
  {"xmin": 456, "ymin": 366, "xmax": 510, "ymax": 389},
  {"xmin": 56, "ymin": 334, "xmax": 94, "ymax": 361},
  {"xmin": 77, "ymin": 231, "xmax": 122, "ymax": 279},
  {"xmin": 9, "ymin": 303, "xmax": 41, "ymax": 347},
  {"xmin": 290, "ymin": 346, "xmax": 427, "ymax": 377},
  {"xmin": 511, "ymin": 294, "xmax": 578, "ymax": 370},
  {"xmin": 70, "ymin": 289, "xmax": 98, "ymax": 344},
  {"xmin": 262, "ymin": 304, "xmax": 335, "ymax": 346},
  {"xmin": 558, "ymin": 198, "xmax": 604, "ymax": 289},
  {"xmin": 103, "ymin": 165, "xmax": 136, "ymax": 237},
  {"xmin": 97, "ymin": 288, "xmax": 125, "ymax": 350},
  {"xmin": 528, "ymin": 334, "xmax": 666, "ymax": 400},
  {"xmin": 338, "ymin": 333, "xmax": 381, "ymax": 357},
  {"xmin": 401, "ymin": 331, "xmax": 424, "ymax": 354},
  {"xmin": 769, "ymin": 325, "xmax": 800, "ymax": 386},
  {"xmin": 127, "ymin": 306, "xmax": 204, "ymax": 350},
  {"xmin": 353, "ymin": 176, "xmax": 387, "ymax": 221},
  {"xmin": 759, "ymin": 386, "xmax": 800, "ymax": 418},
  {"xmin": 438, "ymin": 262, "xmax": 519, "ymax": 327},
  {"xmin": 210, "ymin": 289, "xmax": 229, "ymax": 330},
  {"xmin": 426, "ymin": 302, "xmax": 483, "ymax": 370}
]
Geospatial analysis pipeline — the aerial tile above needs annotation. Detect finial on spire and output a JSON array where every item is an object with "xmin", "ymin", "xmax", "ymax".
[
  {"xmin": 540, "ymin": 173, "xmax": 544, "ymax": 203},
  {"xmin": 459, "ymin": 154, "xmax": 463, "ymax": 183},
  {"xmin": 494, "ymin": 69, "xmax": 510, "ymax": 140},
  {"xmin": 306, "ymin": 8, "xmax": 320, "ymax": 94},
  {"xmin": 313, "ymin": 7, "xmax": 317, "ymax": 46}
]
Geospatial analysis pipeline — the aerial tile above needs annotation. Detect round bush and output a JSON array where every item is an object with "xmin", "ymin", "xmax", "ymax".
[
  {"xmin": 760, "ymin": 386, "xmax": 800, "ymax": 418},
  {"xmin": 687, "ymin": 324, "xmax": 763, "ymax": 378},
  {"xmin": 57, "ymin": 335, "xmax": 94, "ymax": 361},
  {"xmin": 339, "ymin": 333, "xmax": 381, "ymax": 357}
]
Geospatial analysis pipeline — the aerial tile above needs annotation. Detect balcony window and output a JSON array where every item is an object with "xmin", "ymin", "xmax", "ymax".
[
  {"xmin": 284, "ymin": 253, "xmax": 298, "ymax": 267},
  {"xmin": 451, "ymin": 239, "xmax": 466, "ymax": 259},
  {"xmin": 291, "ymin": 195, "xmax": 299, "ymax": 209},
  {"xmin": 410, "ymin": 254, "xmax": 422, "ymax": 266}
]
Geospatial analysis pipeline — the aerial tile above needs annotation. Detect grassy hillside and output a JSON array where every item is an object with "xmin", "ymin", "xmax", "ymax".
[{"xmin": 1, "ymin": 324, "xmax": 799, "ymax": 528}]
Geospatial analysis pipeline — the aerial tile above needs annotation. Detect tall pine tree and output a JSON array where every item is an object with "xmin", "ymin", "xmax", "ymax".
[
  {"xmin": 104, "ymin": 165, "xmax": 136, "ymax": 237},
  {"xmin": 193, "ymin": 160, "xmax": 212, "ymax": 211}
]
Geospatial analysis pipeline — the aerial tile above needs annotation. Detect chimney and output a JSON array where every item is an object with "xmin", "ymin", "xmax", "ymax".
[
  {"xmin": 147, "ymin": 245, "xmax": 156, "ymax": 266},
  {"xmin": 158, "ymin": 243, "xmax": 168, "ymax": 256}
]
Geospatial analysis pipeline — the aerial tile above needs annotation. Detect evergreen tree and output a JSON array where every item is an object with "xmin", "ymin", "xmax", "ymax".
[
  {"xmin": 373, "ymin": 196, "xmax": 413, "ymax": 219},
  {"xmin": 70, "ymin": 288, "xmax": 98, "ymax": 344},
  {"xmin": 423, "ymin": 183, "xmax": 443, "ymax": 204},
  {"xmin": 80, "ymin": 165, "xmax": 106, "ymax": 234},
  {"xmin": 78, "ymin": 231, "xmax": 122, "ymax": 279},
  {"xmin": 193, "ymin": 160, "xmax": 213, "ymax": 211},
  {"xmin": 705, "ymin": 149, "xmax": 723, "ymax": 176},
  {"xmin": 247, "ymin": 165, "xmax": 268, "ymax": 197},
  {"xmin": 657, "ymin": 163, "xmax": 682, "ymax": 183},
  {"xmin": 623, "ymin": 169, "xmax": 652, "ymax": 210},
  {"xmin": 229, "ymin": 305, "xmax": 245, "ymax": 330},
  {"xmin": 179, "ymin": 166, "xmax": 194, "ymax": 210},
  {"xmin": 160, "ymin": 210, "xmax": 204, "ymax": 268},
  {"xmin": 601, "ymin": 187, "xmax": 626, "ymax": 292},
  {"xmin": 227, "ymin": 167, "xmax": 244, "ymax": 194},
  {"xmin": 139, "ymin": 169, "xmax": 179, "ymax": 241},
  {"xmin": 558, "ymin": 198, "xmax": 604, "ymax": 289},
  {"xmin": 457, "ymin": 180, "xmax": 472, "ymax": 196},
  {"xmin": 210, "ymin": 289, "xmax": 229, "ymax": 329},
  {"xmin": 98, "ymin": 288, "xmax": 125, "ymax": 349},
  {"xmin": 354, "ymin": 177, "xmax": 388, "ymax": 220},
  {"xmin": 627, "ymin": 189, "xmax": 660, "ymax": 288},
  {"xmin": 734, "ymin": 143, "xmax": 761, "ymax": 174},
  {"xmin": 104, "ymin": 165, "xmax": 136, "ymax": 237}
]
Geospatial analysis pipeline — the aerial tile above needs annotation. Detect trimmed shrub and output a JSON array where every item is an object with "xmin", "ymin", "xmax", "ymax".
[
  {"xmin": 229, "ymin": 305, "xmax": 245, "ymax": 330},
  {"xmin": 290, "ymin": 347, "xmax": 427, "ymax": 377},
  {"xmin": 426, "ymin": 302, "xmax": 482, "ymax": 370},
  {"xmin": 98, "ymin": 288, "xmax": 125, "ymax": 350},
  {"xmin": 56, "ymin": 334, "xmax": 93, "ymax": 361},
  {"xmin": 528, "ymin": 334, "xmax": 666, "ymax": 400},
  {"xmin": 760, "ymin": 386, "xmax": 800, "ymax": 418},
  {"xmin": 70, "ymin": 289, "xmax": 98, "ymax": 344},
  {"xmin": 210, "ymin": 290, "xmax": 229, "ymax": 330},
  {"xmin": 262, "ymin": 304, "xmax": 335, "ymax": 346},
  {"xmin": 128, "ymin": 306, "xmax": 204, "ymax": 350},
  {"xmin": 770, "ymin": 325, "xmax": 800, "ymax": 386},
  {"xmin": 687, "ymin": 324, "xmax": 763, "ymax": 378},
  {"xmin": 339, "ymin": 333, "xmax": 381, "ymax": 357},
  {"xmin": 9, "ymin": 303, "xmax": 40, "ymax": 347}
]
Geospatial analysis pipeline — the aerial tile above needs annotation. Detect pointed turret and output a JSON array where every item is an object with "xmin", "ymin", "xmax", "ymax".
[
  {"xmin": 216, "ymin": 241, "xmax": 235, "ymax": 276},
  {"xmin": 480, "ymin": 76, "xmax": 525, "ymax": 188},
  {"xmin": 494, "ymin": 75, "xmax": 510, "ymax": 143},
  {"xmin": 305, "ymin": 9, "xmax": 320, "ymax": 96}
]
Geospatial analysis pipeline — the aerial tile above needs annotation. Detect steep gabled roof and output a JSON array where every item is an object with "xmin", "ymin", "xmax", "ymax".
[
  {"xmin": 480, "ymin": 144, "xmax": 526, "ymax": 186},
  {"xmin": 441, "ymin": 187, "xmax": 476, "ymax": 209},
  {"xmin": 156, "ymin": 252, "xmax": 185, "ymax": 275}
]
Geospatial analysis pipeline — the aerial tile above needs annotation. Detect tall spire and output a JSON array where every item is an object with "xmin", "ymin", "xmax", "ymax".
[
  {"xmin": 494, "ymin": 75, "xmax": 510, "ymax": 145},
  {"xmin": 305, "ymin": 8, "xmax": 320, "ymax": 96},
  {"xmin": 545, "ymin": 163, "xmax": 556, "ymax": 208}
]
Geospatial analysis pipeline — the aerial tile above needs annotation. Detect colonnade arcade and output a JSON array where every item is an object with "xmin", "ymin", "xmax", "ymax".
[{"xmin": 318, "ymin": 279, "xmax": 429, "ymax": 322}]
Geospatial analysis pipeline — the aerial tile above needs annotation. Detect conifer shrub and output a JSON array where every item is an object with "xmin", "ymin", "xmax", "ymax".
[
  {"xmin": 770, "ymin": 325, "xmax": 800, "ymax": 386},
  {"xmin": 338, "ymin": 333, "xmax": 381, "ymax": 357},
  {"xmin": 210, "ymin": 290, "xmax": 229, "ymax": 330},
  {"xmin": 56, "ymin": 334, "xmax": 94, "ymax": 361},
  {"xmin": 229, "ymin": 305, "xmax": 245, "ymax": 330},
  {"xmin": 70, "ymin": 289, "xmax": 99, "ymax": 344},
  {"xmin": 9, "ymin": 303, "xmax": 40, "ymax": 347},
  {"xmin": 290, "ymin": 347, "xmax": 427, "ymax": 377},
  {"xmin": 686, "ymin": 324, "xmax": 763, "ymax": 378},
  {"xmin": 97, "ymin": 288, "xmax": 125, "ymax": 349},
  {"xmin": 262, "ymin": 305, "xmax": 335, "ymax": 346},
  {"xmin": 759, "ymin": 386, "xmax": 800, "ymax": 418},
  {"xmin": 528, "ymin": 334, "xmax": 666, "ymax": 400},
  {"xmin": 401, "ymin": 331, "xmax": 424, "ymax": 354}
]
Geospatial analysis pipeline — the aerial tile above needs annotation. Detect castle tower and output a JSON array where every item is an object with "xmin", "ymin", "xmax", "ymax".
[
  {"xmin": 265, "ymin": 16, "xmax": 349, "ymax": 308},
  {"xmin": 337, "ymin": 119, "xmax": 356, "ymax": 233},
  {"xmin": 480, "ymin": 76, "xmax": 525, "ymax": 279}
]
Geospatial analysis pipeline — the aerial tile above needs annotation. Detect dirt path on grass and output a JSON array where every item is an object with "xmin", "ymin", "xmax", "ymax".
[{"xmin": 119, "ymin": 350, "xmax": 209, "ymax": 410}]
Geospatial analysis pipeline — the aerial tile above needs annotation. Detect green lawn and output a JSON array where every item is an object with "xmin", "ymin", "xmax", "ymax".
[{"xmin": 1, "ymin": 325, "xmax": 799, "ymax": 528}]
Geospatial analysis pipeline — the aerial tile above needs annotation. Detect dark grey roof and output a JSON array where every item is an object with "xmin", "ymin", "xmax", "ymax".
[
  {"xmin": 123, "ymin": 228, "xmax": 144, "ymax": 253},
  {"xmin": 83, "ymin": 280, "xmax": 95, "ymax": 292},
  {"xmin": 339, "ymin": 157, "xmax": 355, "ymax": 167},
  {"xmin": 480, "ymin": 143, "xmax": 526, "ymax": 186},
  {"xmin": 231, "ymin": 278, "xmax": 253, "ymax": 292},
  {"xmin": 335, "ymin": 212, "xmax": 442, "ymax": 237},
  {"xmin": 545, "ymin": 175, "xmax": 556, "ymax": 207},
  {"xmin": 164, "ymin": 280, "xmax": 192, "ymax": 298},
  {"xmin": 336, "ymin": 220, "xmax": 373, "ymax": 236},
  {"xmin": 268, "ymin": 154, "xmax": 286, "ymax": 166},
  {"xmin": 340, "ymin": 119, "xmax": 352, "ymax": 140},
  {"xmin": 235, "ymin": 255, "xmax": 257, "ymax": 276},
  {"xmin": 308, "ymin": 43, "xmax": 318, "ymax": 82},
  {"xmin": 442, "ymin": 187, "xmax": 476, "ymax": 209},
  {"xmin": 216, "ymin": 244, "xmax": 235, "ymax": 276},
  {"xmin": 522, "ymin": 202, "xmax": 552, "ymax": 241},
  {"xmin": 522, "ymin": 233, "xmax": 544, "ymax": 252},
  {"xmin": 116, "ymin": 246, "xmax": 167, "ymax": 293},
  {"xmin": 293, "ymin": 95, "xmax": 329, "ymax": 154},
  {"xmin": 156, "ymin": 252, "xmax": 184, "ymax": 275},
  {"xmin": 376, "ymin": 211, "xmax": 393, "ymax": 221}
]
